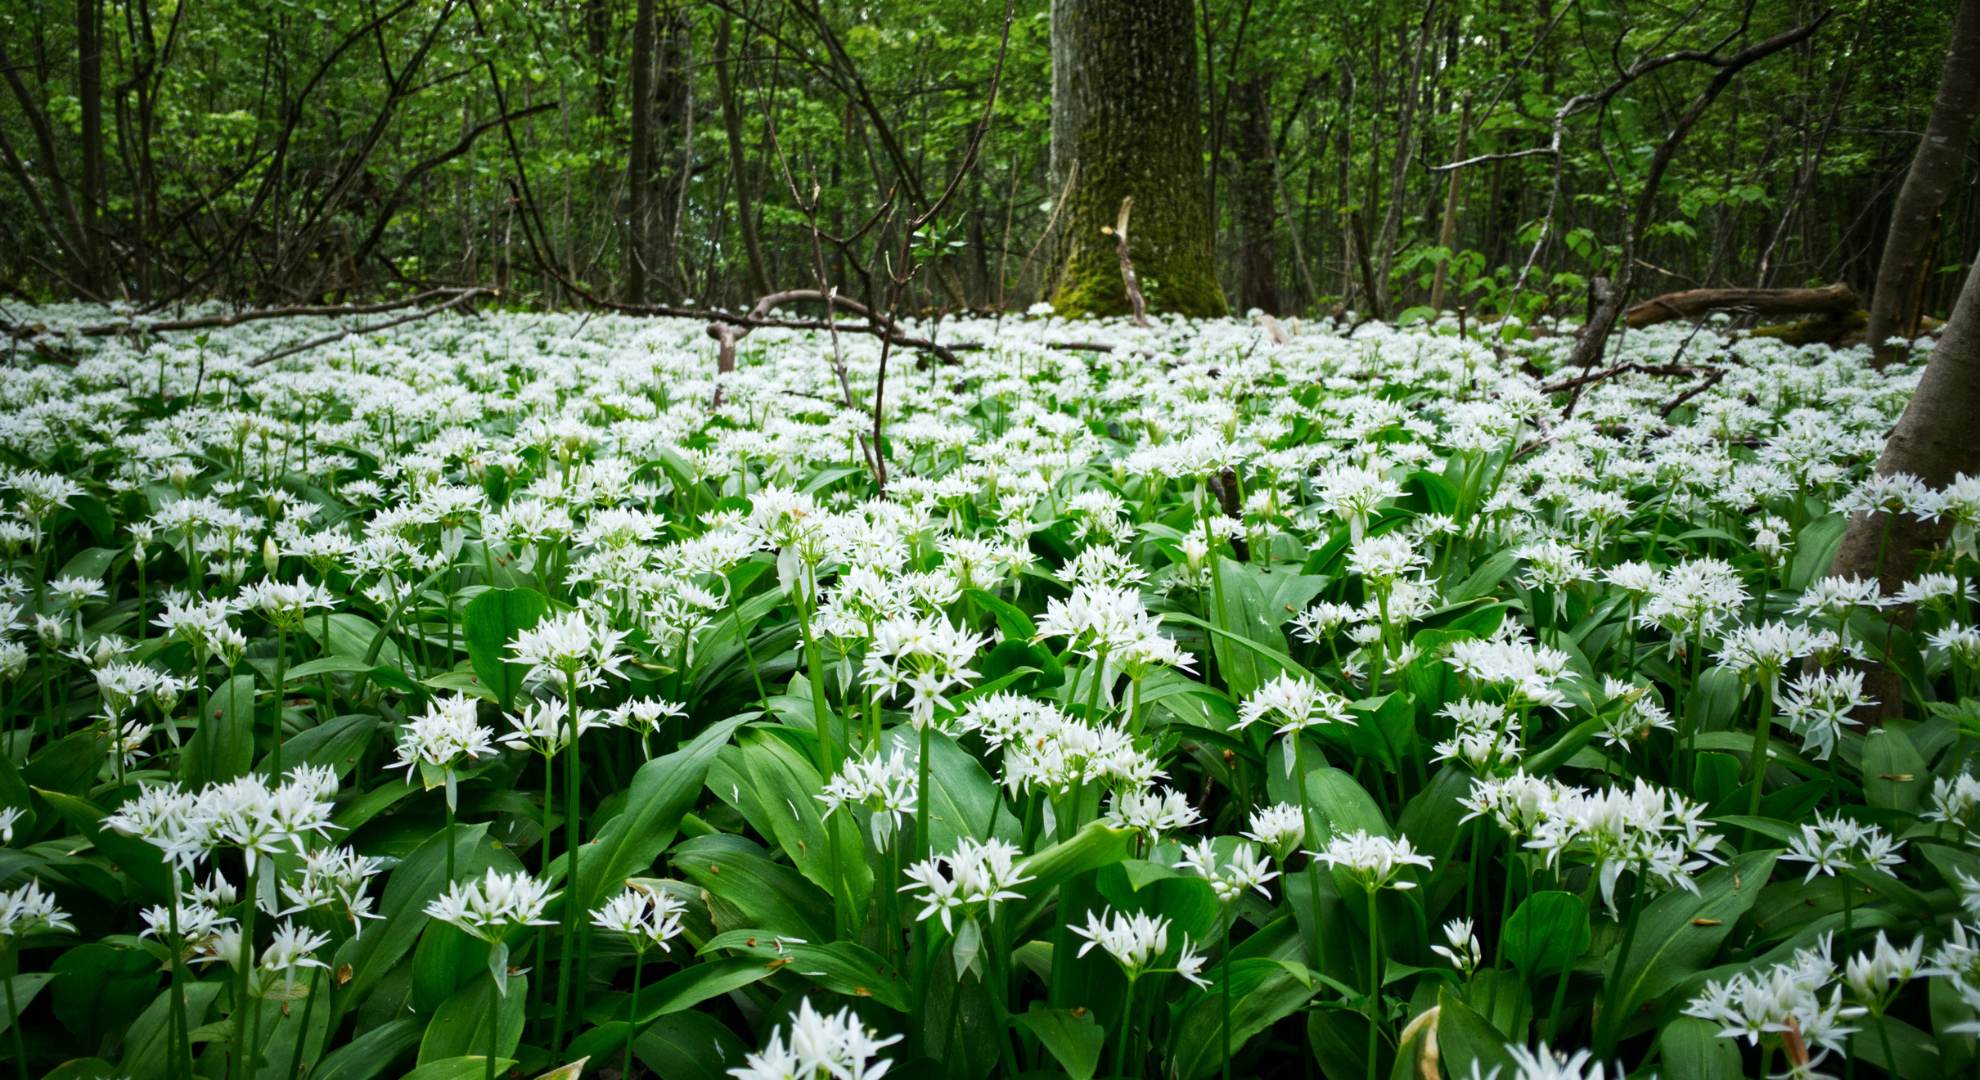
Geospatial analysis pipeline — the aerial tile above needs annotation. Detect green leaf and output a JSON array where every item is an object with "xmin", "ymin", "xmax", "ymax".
[
  {"xmin": 0, "ymin": 973, "xmax": 55, "ymax": 1037},
  {"xmin": 180, "ymin": 673, "xmax": 256, "ymax": 787},
  {"xmin": 1609, "ymin": 850, "xmax": 1778, "ymax": 1034},
  {"xmin": 462, "ymin": 588, "xmax": 548, "ymax": 710},
  {"xmin": 1435, "ymin": 986, "xmax": 1518, "ymax": 1078},
  {"xmin": 884, "ymin": 726, "xmax": 1012, "ymax": 851},
  {"xmin": 334, "ymin": 822, "xmax": 491, "ymax": 1004},
  {"xmin": 558, "ymin": 712, "xmax": 748, "ymax": 911},
  {"xmin": 1862, "ymin": 727, "xmax": 1927, "ymax": 811},
  {"xmin": 36, "ymin": 788, "xmax": 171, "ymax": 903},
  {"xmin": 568, "ymin": 958, "xmax": 776, "ymax": 1063},
  {"xmin": 400, "ymin": 1057, "xmax": 517, "ymax": 1080},
  {"xmin": 310, "ymin": 1017, "xmax": 423, "ymax": 1080},
  {"xmin": 1167, "ymin": 958, "xmax": 1318, "ymax": 1079},
  {"xmin": 1655, "ymin": 1017, "xmax": 1743, "ymax": 1079},
  {"xmin": 1016, "ymin": 822, "xmax": 1134, "ymax": 899},
  {"xmin": 631, "ymin": 1012, "xmax": 748, "ymax": 1080},
  {"xmin": 672, "ymin": 835, "xmax": 832, "ymax": 940},
  {"xmin": 418, "ymin": 973, "xmax": 527, "ymax": 1065},
  {"xmin": 1502, "ymin": 891, "xmax": 1590, "ymax": 977},
  {"xmin": 1015, "ymin": 1005, "xmax": 1103, "ymax": 1080},
  {"xmin": 1788, "ymin": 513, "xmax": 1847, "ymax": 590},
  {"xmin": 703, "ymin": 931, "xmax": 909, "ymax": 1011},
  {"xmin": 706, "ymin": 728, "xmax": 871, "ymax": 916}
]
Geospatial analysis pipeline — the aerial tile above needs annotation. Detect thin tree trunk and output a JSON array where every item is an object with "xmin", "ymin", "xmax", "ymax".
[
  {"xmin": 627, "ymin": 0, "xmax": 656, "ymax": 303},
  {"xmin": 1429, "ymin": 95, "xmax": 1470, "ymax": 311},
  {"xmin": 76, "ymin": 0, "xmax": 106, "ymax": 292},
  {"xmin": 1373, "ymin": 2, "xmax": 1434, "ymax": 318},
  {"xmin": 715, "ymin": 16, "xmax": 772, "ymax": 298},
  {"xmin": 1867, "ymin": 0, "xmax": 1980, "ymax": 365},
  {"xmin": 1232, "ymin": 74, "xmax": 1279, "ymax": 313}
]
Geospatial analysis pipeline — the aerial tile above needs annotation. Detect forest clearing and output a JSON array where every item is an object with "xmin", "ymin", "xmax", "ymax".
[{"xmin": 1, "ymin": 1, "xmax": 1979, "ymax": 1078}]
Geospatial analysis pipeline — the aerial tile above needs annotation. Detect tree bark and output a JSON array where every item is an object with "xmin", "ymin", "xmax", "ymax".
[
  {"xmin": 1231, "ymin": 74, "xmax": 1280, "ymax": 314},
  {"xmin": 76, "ymin": 0, "xmax": 106, "ymax": 292},
  {"xmin": 714, "ymin": 17, "xmax": 772, "ymax": 299},
  {"xmin": 1429, "ymin": 95, "xmax": 1470, "ymax": 312},
  {"xmin": 1833, "ymin": 249, "xmax": 1980, "ymax": 718},
  {"xmin": 1048, "ymin": 0, "xmax": 1227, "ymax": 318},
  {"xmin": 1866, "ymin": 0, "xmax": 1980, "ymax": 366},
  {"xmin": 627, "ymin": 0, "xmax": 656, "ymax": 304},
  {"xmin": 1372, "ymin": 3, "xmax": 1434, "ymax": 319}
]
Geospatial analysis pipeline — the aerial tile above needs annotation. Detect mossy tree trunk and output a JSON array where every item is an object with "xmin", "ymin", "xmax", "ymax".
[
  {"xmin": 1048, "ymin": 0, "xmax": 1227, "ymax": 319},
  {"xmin": 1231, "ymin": 74, "xmax": 1281, "ymax": 315}
]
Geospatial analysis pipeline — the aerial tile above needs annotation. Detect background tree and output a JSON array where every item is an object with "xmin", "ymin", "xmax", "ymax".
[
  {"xmin": 1047, "ymin": 0, "xmax": 1225, "ymax": 317},
  {"xmin": 1865, "ymin": 0, "xmax": 1980, "ymax": 364}
]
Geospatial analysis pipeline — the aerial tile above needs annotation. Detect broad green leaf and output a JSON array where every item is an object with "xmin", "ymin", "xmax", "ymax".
[
  {"xmin": 462, "ymin": 588, "xmax": 548, "ymax": 709},
  {"xmin": 334, "ymin": 822, "xmax": 491, "ymax": 1004},
  {"xmin": 400, "ymin": 1057, "xmax": 517, "ymax": 1080},
  {"xmin": 1436, "ymin": 987, "xmax": 1519, "ymax": 1078},
  {"xmin": 703, "ymin": 931, "xmax": 908, "ymax": 1011},
  {"xmin": 1015, "ymin": 1005, "xmax": 1103, "ymax": 1080},
  {"xmin": 1502, "ymin": 891, "xmax": 1590, "ymax": 977},
  {"xmin": 417, "ymin": 973, "xmax": 527, "ymax": 1065},
  {"xmin": 1655, "ymin": 1016, "xmax": 1743, "ymax": 1079},
  {"xmin": 1167, "ymin": 958, "xmax": 1318, "ymax": 1079},
  {"xmin": 557, "ymin": 711, "xmax": 748, "ymax": 911},
  {"xmin": 1609, "ymin": 850, "xmax": 1778, "ymax": 1035},
  {"xmin": 181, "ymin": 673, "xmax": 256, "ymax": 786},
  {"xmin": 310, "ymin": 1017, "xmax": 423, "ymax": 1080}
]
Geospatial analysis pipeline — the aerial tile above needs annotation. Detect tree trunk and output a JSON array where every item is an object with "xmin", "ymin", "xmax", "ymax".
[
  {"xmin": 76, "ymin": 0, "xmax": 105, "ymax": 293},
  {"xmin": 1832, "ymin": 249, "xmax": 1980, "ymax": 718},
  {"xmin": 714, "ymin": 17, "xmax": 772, "ymax": 298},
  {"xmin": 1232, "ymin": 74, "xmax": 1279, "ymax": 314},
  {"xmin": 1866, "ymin": 0, "xmax": 1980, "ymax": 366},
  {"xmin": 627, "ymin": 0, "xmax": 656, "ymax": 304},
  {"xmin": 1429, "ymin": 95, "xmax": 1470, "ymax": 312},
  {"xmin": 1048, "ymin": 0, "xmax": 1227, "ymax": 318},
  {"xmin": 1372, "ymin": 4, "xmax": 1433, "ymax": 319}
]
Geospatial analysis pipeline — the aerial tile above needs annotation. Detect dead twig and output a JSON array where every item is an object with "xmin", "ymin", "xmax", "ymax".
[{"xmin": 247, "ymin": 287, "xmax": 489, "ymax": 367}]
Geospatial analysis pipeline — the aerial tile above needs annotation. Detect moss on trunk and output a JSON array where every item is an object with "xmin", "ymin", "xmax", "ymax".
[{"xmin": 1049, "ymin": 0, "xmax": 1227, "ymax": 319}]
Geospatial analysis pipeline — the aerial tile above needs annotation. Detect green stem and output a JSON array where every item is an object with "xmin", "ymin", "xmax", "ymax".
[
  {"xmin": 552, "ymin": 672, "xmax": 583, "ymax": 1055},
  {"xmin": 286, "ymin": 966, "xmax": 321, "ymax": 1080},
  {"xmin": 168, "ymin": 876, "xmax": 193, "ymax": 1080},
  {"xmin": 1595, "ymin": 878, "xmax": 1647, "ymax": 1060},
  {"xmin": 1365, "ymin": 888, "xmax": 1382, "ymax": 1080},
  {"xmin": 1744, "ymin": 680, "xmax": 1776, "ymax": 836},
  {"xmin": 484, "ymin": 969, "xmax": 499, "ymax": 1080},
  {"xmin": 624, "ymin": 950, "xmax": 644, "ymax": 1080},
  {"xmin": 5, "ymin": 948, "xmax": 25, "ymax": 1080},
  {"xmin": 270, "ymin": 626, "xmax": 288, "ymax": 772},
  {"xmin": 1114, "ymin": 974, "xmax": 1138, "ymax": 1079}
]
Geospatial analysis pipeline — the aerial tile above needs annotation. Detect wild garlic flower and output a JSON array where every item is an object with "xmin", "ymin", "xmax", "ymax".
[
  {"xmin": 501, "ymin": 697, "xmax": 607, "ymax": 756},
  {"xmin": 591, "ymin": 887, "xmax": 687, "ymax": 954},
  {"xmin": 725, "ymin": 996, "xmax": 902, "ymax": 1080},
  {"xmin": 394, "ymin": 693, "xmax": 498, "ymax": 800},
  {"xmin": 1446, "ymin": 634, "xmax": 1572, "ymax": 711},
  {"xmin": 1242, "ymin": 803, "xmax": 1307, "ymax": 860},
  {"xmin": 1925, "ymin": 772, "xmax": 1980, "ymax": 835},
  {"xmin": 1430, "ymin": 917, "xmax": 1482, "ymax": 978},
  {"xmin": 1070, "ymin": 906, "xmax": 1208, "ymax": 988},
  {"xmin": 1175, "ymin": 838, "xmax": 1278, "ymax": 901},
  {"xmin": 1637, "ymin": 558, "xmax": 1749, "ymax": 644},
  {"xmin": 1236, "ymin": 672, "xmax": 1356, "ymax": 775},
  {"xmin": 819, "ymin": 746, "xmax": 918, "ymax": 849},
  {"xmin": 0, "ymin": 879, "xmax": 74, "ymax": 941},
  {"xmin": 1309, "ymin": 830, "xmax": 1433, "ymax": 892},
  {"xmin": 1781, "ymin": 814, "xmax": 1903, "ymax": 883},
  {"xmin": 1496, "ymin": 1042, "xmax": 1610, "ymax": 1080},
  {"xmin": 1522, "ymin": 778, "xmax": 1723, "ymax": 915},
  {"xmin": 239, "ymin": 578, "xmax": 336, "ymax": 631},
  {"xmin": 1103, "ymin": 785, "xmax": 1202, "ymax": 841},
  {"xmin": 1458, "ymin": 772, "xmax": 1563, "ymax": 838},
  {"xmin": 259, "ymin": 920, "xmax": 332, "ymax": 996},
  {"xmin": 1778, "ymin": 670, "xmax": 1872, "ymax": 761},
  {"xmin": 423, "ymin": 868, "xmax": 558, "ymax": 943},
  {"xmin": 1844, "ymin": 931, "xmax": 1923, "ymax": 1010},
  {"xmin": 1714, "ymin": 621, "xmax": 1828, "ymax": 694},
  {"xmin": 508, "ymin": 609, "xmax": 630, "ymax": 691},
  {"xmin": 899, "ymin": 837, "xmax": 1033, "ymax": 934},
  {"xmin": 1290, "ymin": 601, "xmax": 1361, "ymax": 644},
  {"xmin": 281, "ymin": 846, "xmax": 385, "ymax": 934},
  {"xmin": 1347, "ymin": 533, "xmax": 1428, "ymax": 586},
  {"xmin": 1684, "ymin": 934, "xmax": 1862, "ymax": 1072},
  {"xmin": 860, "ymin": 614, "xmax": 987, "ymax": 729},
  {"xmin": 1594, "ymin": 677, "xmax": 1674, "ymax": 749},
  {"xmin": 1433, "ymin": 698, "xmax": 1523, "ymax": 771}
]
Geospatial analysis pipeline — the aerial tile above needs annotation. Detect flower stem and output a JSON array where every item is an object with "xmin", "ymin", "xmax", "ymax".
[
  {"xmin": 1365, "ymin": 888, "xmax": 1381, "ymax": 1080},
  {"xmin": 1113, "ymin": 974, "xmax": 1138, "ymax": 1079},
  {"xmin": 624, "ymin": 950, "xmax": 644, "ymax": 1080}
]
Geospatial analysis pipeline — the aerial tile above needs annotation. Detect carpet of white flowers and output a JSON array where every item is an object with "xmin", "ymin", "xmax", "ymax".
[{"xmin": 0, "ymin": 305, "xmax": 1976, "ymax": 1080}]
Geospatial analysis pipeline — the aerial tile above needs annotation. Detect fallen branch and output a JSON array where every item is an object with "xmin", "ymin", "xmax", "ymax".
[
  {"xmin": 1624, "ymin": 282, "xmax": 1857, "ymax": 329},
  {"xmin": 1658, "ymin": 367, "xmax": 1729, "ymax": 418},
  {"xmin": 1109, "ymin": 197, "xmax": 1150, "ymax": 328},
  {"xmin": 4, "ymin": 287, "xmax": 483, "ymax": 341},
  {"xmin": 1540, "ymin": 360, "xmax": 1717, "ymax": 395},
  {"xmin": 247, "ymin": 287, "xmax": 490, "ymax": 367}
]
